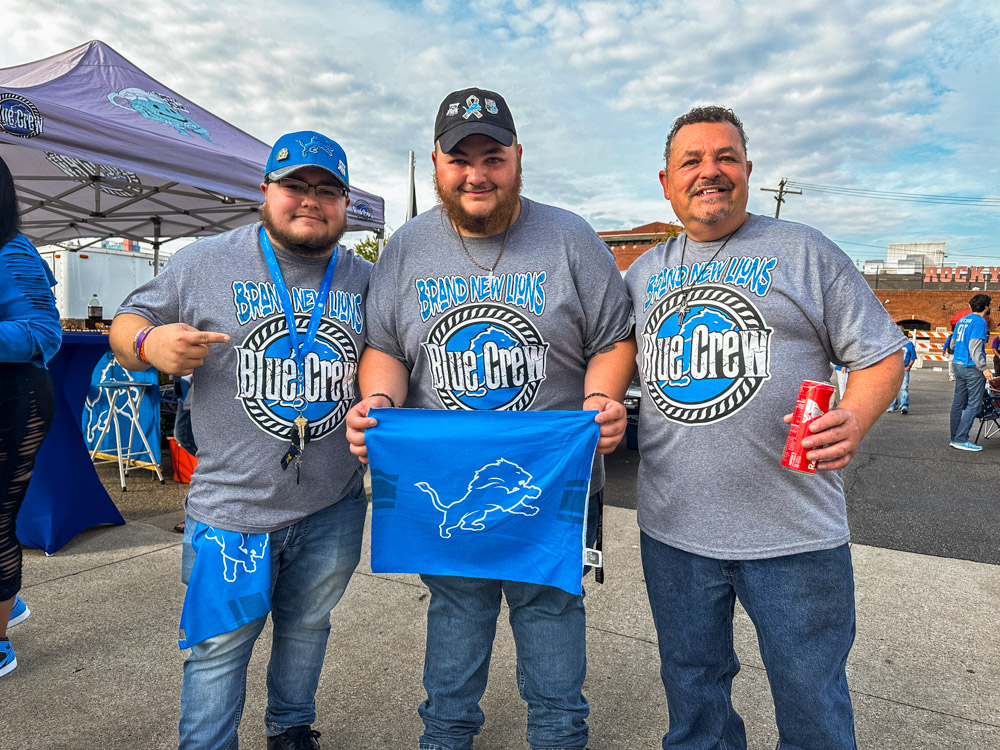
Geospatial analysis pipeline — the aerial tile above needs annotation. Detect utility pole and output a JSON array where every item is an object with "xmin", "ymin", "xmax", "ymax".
[{"xmin": 760, "ymin": 178, "xmax": 801, "ymax": 218}]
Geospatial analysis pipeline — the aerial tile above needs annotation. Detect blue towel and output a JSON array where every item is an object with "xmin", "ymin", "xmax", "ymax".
[
  {"xmin": 179, "ymin": 523, "xmax": 272, "ymax": 649},
  {"xmin": 367, "ymin": 409, "xmax": 599, "ymax": 596}
]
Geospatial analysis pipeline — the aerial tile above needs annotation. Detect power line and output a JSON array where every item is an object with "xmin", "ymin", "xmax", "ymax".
[{"xmin": 785, "ymin": 181, "xmax": 1000, "ymax": 207}]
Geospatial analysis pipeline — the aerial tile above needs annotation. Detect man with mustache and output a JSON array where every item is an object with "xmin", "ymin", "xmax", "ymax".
[
  {"xmin": 346, "ymin": 87, "xmax": 635, "ymax": 750},
  {"xmin": 623, "ymin": 106, "xmax": 904, "ymax": 750},
  {"xmin": 110, "ymin": 131, "xmax": 371, "ymax": 750}
]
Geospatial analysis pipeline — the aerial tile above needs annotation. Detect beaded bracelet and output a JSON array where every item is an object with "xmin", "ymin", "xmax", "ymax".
[
  {"xmin": 133, "ymin": 325, "xmax": 155, "ymax": 364},
  {"xmin": 584, "ymin": 391, "xmax": 609, "ymax": 401},
  {"xmin": 369, "ymin": 392, "xmax": 396, "ymax": 408}
]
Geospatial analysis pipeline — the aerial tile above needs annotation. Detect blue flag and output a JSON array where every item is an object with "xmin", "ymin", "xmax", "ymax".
[
  {"xmin": 367, "ymin": 409, "xmax": 599, "ymax": 596},
  {"xmin": 179, "ymin": 523, "xmax": 272, "ymax": 649}
]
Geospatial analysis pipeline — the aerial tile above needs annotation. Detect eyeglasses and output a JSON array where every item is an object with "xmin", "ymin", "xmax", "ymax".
[{"xmin": 273, "ymin": 177, "xmax": 347, "ymax": 203}]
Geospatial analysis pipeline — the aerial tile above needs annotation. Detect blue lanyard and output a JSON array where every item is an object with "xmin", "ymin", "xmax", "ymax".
[{"xmin": 258, "ymin": 225, "xmax": 339, "ymax": 399}]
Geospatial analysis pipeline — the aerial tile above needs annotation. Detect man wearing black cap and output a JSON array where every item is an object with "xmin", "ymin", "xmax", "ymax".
[
  {"xmin": 111, "ymin": 131, "xmax": 371, "ymax": 750},
  {"xmin": 346, "ymin": 89, "xmax": 635, "ymax": 749}
]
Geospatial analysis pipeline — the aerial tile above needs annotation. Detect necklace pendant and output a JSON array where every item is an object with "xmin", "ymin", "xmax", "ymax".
[
  {"xmin": 677, "ymin": 304, "xmax": 688, "ymax": 325},
  {"xmin": 488, "ymin": 267, "xmax": 494, "ymax": 281}
]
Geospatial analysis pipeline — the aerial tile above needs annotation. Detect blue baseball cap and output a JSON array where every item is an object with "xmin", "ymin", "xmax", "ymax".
[{"xmin": 264, "ymin": 130, "xmax": 349, "ymax": 190}]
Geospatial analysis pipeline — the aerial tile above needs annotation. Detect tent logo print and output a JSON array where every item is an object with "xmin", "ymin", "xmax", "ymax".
[
  {"xmin": 351, "ymin": 200, "xmax": 373, "ymax": 222},
  {"xmin": 416, "ymin": 458, "xmax": 542, "ymax": 539},
  {"xmin": 46, "ymin": 152, "xmax": 142, "ymax": 198},
  {"xmin": 0, "ymin": 93, "xmax": 43, "ymax": 138},
  {"xmin": 107, "ymin": 87, "xmax": 215, "ymax": 143},
  {"xmin": 204, "ymin": 529, "xmax": 269, "ymax": 583}
]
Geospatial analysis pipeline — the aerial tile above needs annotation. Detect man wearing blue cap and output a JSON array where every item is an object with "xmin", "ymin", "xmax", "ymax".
[{"xmin": 110, "ymin": 131, "xmax": 372, "ymax": 750}]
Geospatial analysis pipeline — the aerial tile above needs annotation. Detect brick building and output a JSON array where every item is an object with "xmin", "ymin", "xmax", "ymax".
[{"xmin": 597, "ymin": 222, "xmax": 680, "ymax": 272}]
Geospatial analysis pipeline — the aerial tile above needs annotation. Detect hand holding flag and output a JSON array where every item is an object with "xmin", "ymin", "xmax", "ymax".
[{"xmin": 366, "ymin": 409, "xmax": 600, "ymax": 595}]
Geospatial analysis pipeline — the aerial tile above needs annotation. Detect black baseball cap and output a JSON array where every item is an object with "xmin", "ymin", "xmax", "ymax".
[{"xmin": 434, "ymin": 87, "xmax": 517, "ymax": 153}]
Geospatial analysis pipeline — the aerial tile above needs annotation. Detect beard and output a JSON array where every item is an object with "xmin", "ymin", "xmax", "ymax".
[
  {"xmin": 434, "ymin": 165, "xmax": 523, "ymax": 236},
  {"xmin": 686, "ymin": 178, "xmax": 740, "ymax": 226},
  {"xmin": 260, "ymin": 203, "xmax": 347, "ymax": 257}
]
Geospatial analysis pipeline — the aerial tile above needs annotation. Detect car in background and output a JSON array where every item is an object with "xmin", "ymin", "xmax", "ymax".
[{"xmin": 623, "ymin": 375, "xmax": 641, "ymax": 450}]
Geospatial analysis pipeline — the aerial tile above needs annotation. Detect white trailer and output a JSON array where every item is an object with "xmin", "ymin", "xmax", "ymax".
[{"xmin": 38, "ymin": 247, "xmax": 169, "ymax": 320}]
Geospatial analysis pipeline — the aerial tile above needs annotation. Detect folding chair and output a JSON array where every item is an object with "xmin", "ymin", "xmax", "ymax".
[
  {"xmin": 973, "ymin": 378, "xmax": 1000, "ymax": 445},
  {"xmin": 90, "ymin": 378, "xmax": 165, "ymax": 491}
]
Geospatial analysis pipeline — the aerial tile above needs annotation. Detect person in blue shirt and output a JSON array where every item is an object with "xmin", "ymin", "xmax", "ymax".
[
  {"xmin": 887, "ymin": 326, "xmax": 918, "ymax": 414},
  {"xmin": 0, "ymin": 155, "xmax": 62, "ymax": 678},
  {"xmin": 949, "ymin": 294, "xmax": 993, "ymax": 451}
]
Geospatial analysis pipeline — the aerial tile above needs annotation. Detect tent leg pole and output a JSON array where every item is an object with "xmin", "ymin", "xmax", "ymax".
[{"xmin": 152, "ymin": 217, "xmax": 161, "ymax": 276}]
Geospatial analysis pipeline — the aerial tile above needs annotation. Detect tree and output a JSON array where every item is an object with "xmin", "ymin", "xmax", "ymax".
[{"xmin": 352, "ymin": 234, "xmax": 380, "ymax": 263}]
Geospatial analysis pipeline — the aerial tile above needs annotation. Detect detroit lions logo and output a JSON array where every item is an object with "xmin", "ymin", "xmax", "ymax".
[
  {"xmin": 463, "ymin": 95, "xmax": 483, "ymax": 119},
  {"xmin": 204, "ymin": 530, "xmax": 269, "ymax": 582},
  {"xmin": 236, "ymin": 315, "xmax": 359, "ymax": 441},
  {"xmin": 421, "ymin": 304, "xmax": 549, "ymax": 411},
  {"xmin": 107, "ymin": 88, "xmax": 215, "ymax": 143},
  {"xmin": 297, "ymin": 136, "xmax": 336, "ymax": 157},
  {"xmin": 641, "ymin": 284, "xmax": 772, "ymax": 425},
  {"xmin": 84, "ymin": 355, "xmax": 143, "ymax": 451},
  {"xmin": 416, "ymin": 459, "xmax": 542, "ymax": 538}
]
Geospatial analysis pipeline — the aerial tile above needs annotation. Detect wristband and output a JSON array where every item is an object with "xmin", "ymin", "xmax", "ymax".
[
  {"xmin": 584, "ymin": 392, "xmax": 609, "ymax": 401},
  {"xmin": 369, "ymin": 392, "xmax": 396, "ymax": 408},
  {"xmin": 133, "ymin": 326, "xmax": 155, "ymax": 364}
]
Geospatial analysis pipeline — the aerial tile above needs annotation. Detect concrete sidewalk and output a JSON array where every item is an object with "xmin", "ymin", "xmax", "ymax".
[{"xmin": 8, "ymin": 503, "xmax": 1000, "ymax": 749}]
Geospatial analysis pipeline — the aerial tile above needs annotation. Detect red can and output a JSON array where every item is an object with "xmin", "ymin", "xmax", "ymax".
[{"xmin": 781, "ymin": 380, "xmax": 835, "ymax": 474}]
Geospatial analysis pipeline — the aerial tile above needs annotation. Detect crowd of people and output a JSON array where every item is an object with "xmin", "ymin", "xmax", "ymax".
[{"xmin": 1, "ymin": 89, "xmax": 993, "ymax": 750}]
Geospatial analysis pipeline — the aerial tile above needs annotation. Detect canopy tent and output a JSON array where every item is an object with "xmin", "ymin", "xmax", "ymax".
[{"xmin": 0, "ymin": 40, "xmax": 385, "ymax": 265}]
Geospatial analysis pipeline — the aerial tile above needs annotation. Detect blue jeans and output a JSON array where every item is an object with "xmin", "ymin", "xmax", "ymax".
[
  {"xmin": 888, "ymin": 369, "xmax": 910, "ymax": 411},
  {"xmin": 417, "ymin": 492, "xmax": 601, "ymax": 750},
  {"xmin": 950, "ymin": 364, "xmax": 986, "ymax": 443},
  {"xmin": 640, "ymin": 535, "xmax": 857, "ymax": 750},
  {"xmin": 179, "ymin": 481, "xmax": 367, "ymax": 750}
]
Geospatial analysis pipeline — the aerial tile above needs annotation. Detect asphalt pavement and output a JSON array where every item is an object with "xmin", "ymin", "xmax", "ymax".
[{"xmin": 6, "ymin": 364, "xmax": 1000, "ymax": 749}]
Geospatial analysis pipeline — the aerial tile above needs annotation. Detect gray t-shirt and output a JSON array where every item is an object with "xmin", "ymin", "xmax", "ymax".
[
  {"xmin": 624, "ymin": 214, "xmax": 904, "ymax": 559},
  {"xmin": 366, "ymin": 198, "xmax": 634, "ymax": 492},
  {"xmin": 118, "ymin": 222, "xmax": 370, "ymax": 533}
]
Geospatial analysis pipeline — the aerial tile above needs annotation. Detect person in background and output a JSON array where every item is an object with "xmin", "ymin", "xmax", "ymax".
[
  {"xmin": 949, "ymin": 294, "xmax": 993, "ymax": 452},
  {"xmin": 990, "ymin": 330, "xmax": 1000, "ymax": 376},
  {"xmin": 0, "ymin": 155, "xmax": 62, "ymax": 678},
  {"xmin": 943, "ymin": 330, "xmax": 955, "ymax": 381},
  {"xmin": 887, "ymin": 325, "xmax": 917, "ymax": 414},
  {"xmin": 171, "ymin": 375, "xmax": 196, "ymax": 534},
  {"xmin": 833, "ymin": 364, "xmax": 848, "ymax": 403}
]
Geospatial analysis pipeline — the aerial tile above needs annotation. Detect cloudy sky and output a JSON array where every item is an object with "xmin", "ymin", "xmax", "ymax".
[{"xmin": 4, "ymin": 0, "xmax": 998, "ymax": 265}]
